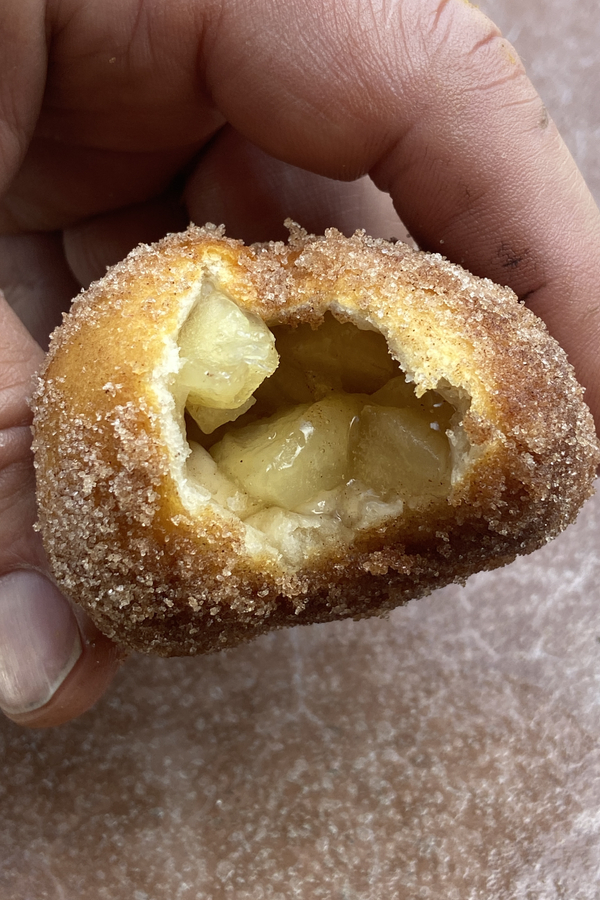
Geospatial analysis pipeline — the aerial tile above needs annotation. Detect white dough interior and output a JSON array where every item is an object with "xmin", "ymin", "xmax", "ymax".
[{"xmin": 166, "ymin": 283, "xmax": 471, "ymax": 567}]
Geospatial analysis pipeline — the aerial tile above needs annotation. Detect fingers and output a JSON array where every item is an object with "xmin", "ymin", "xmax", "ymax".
[
  {"xmin": 0, "ymin": 0, "xmax": 224, "ymax": 231},
  {"xmin": 204, "ymin": 0, "xmax": 600, "ymax": 423},
  {"xmin": 183, "ymin": 126, "xmax": 408, "ymax": 245},
  {"xmin": 0, "ymin": 571, "xmax": 121, "ymax": 728},
  {"xmin": 0, "ymin": 232, "xmax": 80, "ymax": 348},
  {"xmin": 63, "ymin": 193, "xmax": 189, "ymax": 288},
  {"xmin": 8, "ymin": 0, "xmax": 596, "ymax": 425},
  {"xmin": 0, "ymin": 139, "xmax": 203, "ymax": 232},
  {"xmin": 0, "ymin": 295, "xmax": 121, "ymax": 726},
  {"xmin": 62, "ymin": 126, "xmax": 408, "ymax": 286},
  {"xmin": 0, "ymin": 0, "xmax": 47, "ymax": 196}
]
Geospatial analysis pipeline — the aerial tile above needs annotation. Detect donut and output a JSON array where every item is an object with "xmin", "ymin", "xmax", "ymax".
[{"xmin": 31, "ymin": 223, "xmax": 600, "ymax": 656}]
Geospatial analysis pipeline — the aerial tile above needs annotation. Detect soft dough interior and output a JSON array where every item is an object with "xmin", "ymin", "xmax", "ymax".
[{"xmin": 174, "ymin": 286, "xmax": 466, "ymax": 565}]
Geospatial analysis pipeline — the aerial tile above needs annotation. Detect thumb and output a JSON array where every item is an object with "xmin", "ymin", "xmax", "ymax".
[{"xmin": 0, "ymin": 294, "xmax": 121, "ymax": 727}]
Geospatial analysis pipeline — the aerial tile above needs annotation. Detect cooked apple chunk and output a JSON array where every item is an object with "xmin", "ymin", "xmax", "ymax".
[
  {"xmin": 244, "ymin": 314, "xmax": 401, "ymax": 414},
  {"xmin": 271, "ymin": 314, "xmax": 399, "ymax": 398},
  {"xmin": 370, "ymin": 376, "xmax": 455, "ymax": 433},
  {"xmin": 186, "ymin": 441, "xmax": 261, "ymax": 517},
  {"xmin": 211, "ymin": 394, "xmax": 363, "ymax": 510},
  {"xmin": 349, "ymin": 405, "xmax": 451, "ymax": 500},
  {"xmin": 178, "ymin": 299, "xmax": 457, "ymax": 530},
  {"xmin": 177, "ymin": 288, "xmax": 278, "ymax": 412},
  {"xmin": 186, "ymin": 396, "xmax": 256, "ymax": 435}
]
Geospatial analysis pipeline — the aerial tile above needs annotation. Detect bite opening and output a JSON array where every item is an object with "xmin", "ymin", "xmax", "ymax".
[{"xmin": 174, "ymin": 285, "xmax": 469, "ymax": 564}]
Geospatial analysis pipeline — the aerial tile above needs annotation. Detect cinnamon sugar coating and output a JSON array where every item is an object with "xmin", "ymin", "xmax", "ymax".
[{"xmin": 31, "ymin": 224, "xmax": 600, "ymax": 656}]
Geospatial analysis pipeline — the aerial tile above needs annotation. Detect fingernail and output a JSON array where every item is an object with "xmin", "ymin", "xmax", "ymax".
[{"xmin": 0, "ymin": 571, "xmax": 82, "ymax": 716}]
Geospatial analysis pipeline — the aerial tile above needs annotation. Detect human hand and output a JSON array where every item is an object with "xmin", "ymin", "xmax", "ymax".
[{"xmin": 1, "ymin": 0, "xmax": 599, "ymax": 727}]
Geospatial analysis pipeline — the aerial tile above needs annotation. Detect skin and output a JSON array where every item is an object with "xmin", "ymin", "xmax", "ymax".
[{"xmin": 1, "ymin": 0, "xmax": 599, "ymax": 727}]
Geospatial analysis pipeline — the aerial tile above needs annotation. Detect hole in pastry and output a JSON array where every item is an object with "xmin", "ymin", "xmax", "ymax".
[{"xmin": 174, "ymin": 284, "xmax": 466, "ymax": 564}]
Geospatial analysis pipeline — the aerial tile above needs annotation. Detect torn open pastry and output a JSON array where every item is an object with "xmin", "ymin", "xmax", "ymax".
[{"xmin": 31, "ymin": 223, "xmax": 600, "ymax": 655}]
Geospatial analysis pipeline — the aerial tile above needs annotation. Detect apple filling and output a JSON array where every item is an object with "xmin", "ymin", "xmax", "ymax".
[{"xmin": 175, "ymin": 287, "xmax": 463, "ymax": 562}]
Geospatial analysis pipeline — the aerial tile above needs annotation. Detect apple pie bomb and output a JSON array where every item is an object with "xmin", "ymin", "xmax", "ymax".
[{"xmin": 32, "ymin": 224, "xmax": 600, "ymax": 655}]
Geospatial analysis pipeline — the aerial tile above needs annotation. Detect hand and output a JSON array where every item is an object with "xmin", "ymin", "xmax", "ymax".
[{"xmin": 1, "ymin": 0, "xmax": 599, "ymax": 726}]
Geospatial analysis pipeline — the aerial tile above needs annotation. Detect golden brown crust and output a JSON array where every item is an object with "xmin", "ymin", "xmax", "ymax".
[{"xmin": 31, "ymin": 224, "xmax": 600, "ymax": 656}]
